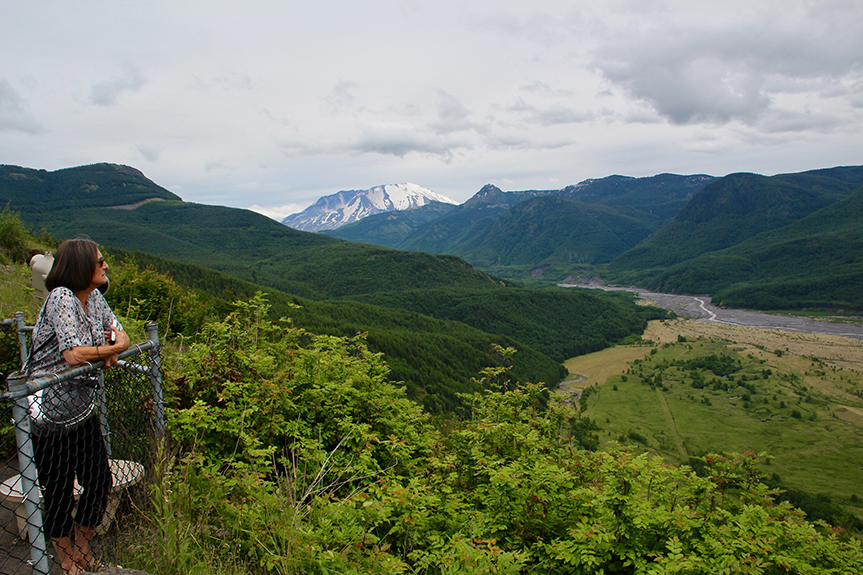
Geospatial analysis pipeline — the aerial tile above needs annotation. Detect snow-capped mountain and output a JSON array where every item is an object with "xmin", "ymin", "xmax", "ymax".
[{"xmin": 282, "ymin": 183, "xmax": 457, "ymax": 232}]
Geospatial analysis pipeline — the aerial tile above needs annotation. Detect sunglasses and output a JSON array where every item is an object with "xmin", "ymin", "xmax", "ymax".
[{"xmin": 95, "ymin": 257, "xmax": 105, "ymax": 267}]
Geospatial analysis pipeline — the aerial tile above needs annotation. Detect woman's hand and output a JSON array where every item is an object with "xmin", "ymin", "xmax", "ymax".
[
  {"xmin": 106, "ymin": 324, "xmax": 131, "ymax": 352},
  {"xmin": 61, "ymin": 326, "xmax": 131, "ymax": 368},
  {"xmin": 102, "ymin": 326, "xmax": 130, "ymax": 368}
]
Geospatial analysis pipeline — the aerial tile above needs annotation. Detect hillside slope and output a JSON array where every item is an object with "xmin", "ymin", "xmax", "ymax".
[
  {"xmin": 561, "ymin": 173, "xmax": 714, "ymax": 224},
  {"xmin": 450, "ymin": 195, "xmax": 655, "ymax": 275},
  {"xmin": 397, "ymin": 184, "xmax": 546, "ymax": 255},
  {"xmin": 101, "ymin": 247, "xmax": 665, "ymax": 410},
  {"xmin": 0, "ymin": 163, "xmax": 181, "ymax": 210},
  {"xmin": 609, "ymin": 166, "xmax": 863, "ymax": 275},
  {"xmin": 321, "ymin": 200, "xmax": 456, "ymax": 247},
  {"xmin": 707, "ymin": 186, "xmax": 863, "ymax": 308}
]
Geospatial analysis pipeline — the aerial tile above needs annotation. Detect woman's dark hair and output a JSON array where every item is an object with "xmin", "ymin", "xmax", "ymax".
[{"xmin": 45, "ymin": 238, "xmax": 100, "ymax": 292}]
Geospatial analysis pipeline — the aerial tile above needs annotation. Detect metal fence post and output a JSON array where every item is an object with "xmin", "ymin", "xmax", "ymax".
[
  {"xmin": 15, "ymin": 311, "xmax": 28, "ymax": 365},
  {"xmin": 146, "ymin": 322, "xmax": 166, "ymax": 436},
  {"xmin": 97, "ymin": 370, "xmax": 112, "ymax": 459},
  {"xmin": 6, "ymin": 374, "xmax": 51, "ymax": 575}
]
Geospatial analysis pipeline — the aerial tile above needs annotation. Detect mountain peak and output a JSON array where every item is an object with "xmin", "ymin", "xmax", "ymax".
[
  {"xmin": 476, "ymin": 184, "xmax": 504, "ymax": 196},
  {"xmin": 282, "ymin": 183, "xmax": 456, "ymax": 232}
]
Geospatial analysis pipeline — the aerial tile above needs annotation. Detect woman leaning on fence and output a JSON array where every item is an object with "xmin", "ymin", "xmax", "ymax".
[{"xmin": 24, "ymin": 238, "xmax": 130, "ymax": 575}]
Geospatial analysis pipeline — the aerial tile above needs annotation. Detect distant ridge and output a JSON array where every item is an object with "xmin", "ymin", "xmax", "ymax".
[
  {"xmin": 282, "ymin": 183, "xmax": 457, "ymax": 232},
  {"xmin": 604, "ymin": 164, "xmax": 863, "ymax": 308},
  {"xmin": 0, "ymin": 162, "xmax": 181, "ymax": 210},
  {"xmin": 5, "ymin": 160, "xmax": 862, "ymax": 311},
  {"xmin": 394, "ymin": 174, "xmax": 714, "ymax": 271}
]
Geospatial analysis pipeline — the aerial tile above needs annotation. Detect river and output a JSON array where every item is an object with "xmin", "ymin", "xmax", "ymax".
[{"xmin": 559, "ymin": 283, "xmax": 863, "ymax": 340}]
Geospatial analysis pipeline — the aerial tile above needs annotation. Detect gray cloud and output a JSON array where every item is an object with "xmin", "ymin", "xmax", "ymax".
[
  {"xmin": 189, "ymin": 72, "xmax": 255, "ymax": 94},
  {"xmin": 431, "ymin": 90, "xmax": 478, "ymax": 135},
  {"xmin": 330, "ymin": 81, "xmax": 357, "ymax": 106},
  {"xmin": 353, "ymin": 128, "xmax": 469, "ymax": 161},
  {"xmin": 519, "ymin": 80, "xmax": 574, "ymax": 98},
  {"xmin": 280, "ymin": 87, "xmax": 577, "ymax": 162},
  {"xmin": 623, "ymin": 110, "xmax": 664, "ymax": 125},
  {"xmin": 483, "ymin": 132, "xmax": 572, "ymax": 151},
  {"xmin": 504, "ymin": 97, "xmax": 534, "ymax": 113},
  {"xmin": 0, "ymin": 79, "xmax": 41, "ymax": 133},
  {"xmin": 594, "ymin": 36, "xmax": 772, "ymax": 125},
  {"xmin": 757, "ymin": 109, "xmax": 844, "ymax": 134},
  {"xmin": 90, "ymin": 66, "xmax": 145, "ymax": 106},
  {"xmin": 204, "ymin": 158, "xmax": 227, "ymax": 172},
  {"xmin": 504, "ymin": 97, "xmax": 594, "ymax": 126},
  {"xmin": 277, "ymin": 125, "xmax": 469, "ymax": 162},
  {"xmin": 591, "ymin": 5, "xmax": 863, "ymax": 128},
  {"xmin": 325, "ymin": 80, "xmax": 362, "ymax": 115},
  {"xmin": 530, "ymin": 105, "xmax": 594, "ymax": 127},
  {"xmin": 135, "ymin": 145, "xmax": 160, "ymax": 162}
]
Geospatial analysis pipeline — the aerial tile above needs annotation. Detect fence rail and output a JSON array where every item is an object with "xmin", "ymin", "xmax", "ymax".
[{"xmin": 0, "ymin": 314, "xmax": 163, "ymax": 575}]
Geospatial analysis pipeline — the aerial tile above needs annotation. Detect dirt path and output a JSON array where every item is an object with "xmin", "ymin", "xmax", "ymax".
[
  {"xmin": 656, "ymin": 389, "xmax": 687, "ymax": 459},
  {"xmin": 109, "ymin": 197, "xmax": 165, "ymax": 210}
]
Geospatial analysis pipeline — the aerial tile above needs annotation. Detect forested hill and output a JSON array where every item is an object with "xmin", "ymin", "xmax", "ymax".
[
  {"xmin": 605, "ymin": 165, "xmax": 863, "ymax": 309},
  {"xmin": 327, "ymin": 175, "xmax": 715, "ymax": 279},
  {"xmin": 610, "ymin": 166, "xmax": 863, "ymax": 270},
  {"xmin": 103, "ymin": 246, "xmax": 665, "ymax": 411},
  {"xmin": 0, "ymin": 163, "xmax": 181, "ymax": 209},
  {"xmin": 449, "ymin": 195, "xmax": 655, "ymax": 274},
  {"xmin": 702, "ymin": 184, "xmax": 863, "ymax": 309},
  {"xmin": 397, "ymin": 183, "xmax": 547, "ymax": 254},
  {"xmin": 1, "ymin": 166, "xmax": 495, "ymax": 300}
]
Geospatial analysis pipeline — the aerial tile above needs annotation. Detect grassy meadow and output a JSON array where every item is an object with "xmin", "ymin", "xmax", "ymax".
[{"xmin": 565, "ymin": 318, "xmax": 863, "ymax": 521}]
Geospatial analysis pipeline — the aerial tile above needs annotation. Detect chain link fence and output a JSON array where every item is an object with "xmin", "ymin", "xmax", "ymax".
[{"xmin": 0, "ymin": 313, "xmax": 164, "ymax": 575}]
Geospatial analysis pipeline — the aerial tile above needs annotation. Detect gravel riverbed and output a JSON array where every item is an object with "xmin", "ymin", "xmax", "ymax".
[{"xmin": 560, "ymin": 284, "xmax": 863, "ymax": 340}]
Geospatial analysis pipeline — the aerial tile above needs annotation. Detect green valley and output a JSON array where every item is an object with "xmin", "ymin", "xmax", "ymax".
[
  {"xmin": 1, "ymin": 167, "xmax": 862, "ymax": 574},
  {"xmin": 0, "ymin": 165, "xmax": 666, "ymax": 409},
  {"xmin": 571, "ymin": 318, "xmax": 863, "ymax": 529}
]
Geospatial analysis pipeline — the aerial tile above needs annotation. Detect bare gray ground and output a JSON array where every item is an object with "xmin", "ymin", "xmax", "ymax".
[{"xmin": 560, "ymin": 284, "xmax": 863, "ymax": 340}]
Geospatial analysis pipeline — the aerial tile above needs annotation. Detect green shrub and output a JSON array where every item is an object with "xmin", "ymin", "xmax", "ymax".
[{"xmin": 114, "ymin": 296, "xmax": 863, "ymax": 574}]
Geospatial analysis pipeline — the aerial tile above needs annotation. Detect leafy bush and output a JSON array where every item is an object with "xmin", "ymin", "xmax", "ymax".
[
  {"xmin": 168, "ymin": 292, "xmax": 432, "ymax": 482},
  {"xmin": 117, "ymin": 296, "xmax": 863, "ymax": 574},
  {"xmin": 682, "ymin": 353, "xmax": 737, "ymax": 377}
]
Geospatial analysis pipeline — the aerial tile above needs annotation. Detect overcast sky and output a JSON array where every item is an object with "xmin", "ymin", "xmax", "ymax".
[{"xmin": 2, "ymin": 1, "xmax": 862, "ymax": 220}]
